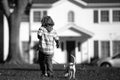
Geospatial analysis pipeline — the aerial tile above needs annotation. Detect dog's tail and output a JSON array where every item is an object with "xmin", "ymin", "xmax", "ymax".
[{"xmin": 70, "ymin": 54, "xmax": 76, "ymax": 64}]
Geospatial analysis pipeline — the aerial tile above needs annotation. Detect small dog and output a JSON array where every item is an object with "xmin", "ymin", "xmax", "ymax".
[{"xmin": 64, "ymin": 54, "xmax": 76, "ymax": 80}]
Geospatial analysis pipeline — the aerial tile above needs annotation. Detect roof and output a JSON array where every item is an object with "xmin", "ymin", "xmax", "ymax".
[
  {"xmin": 57, "ymin": 23, "xmax": 94, "ymax": 37},
  {"xmin": 82, "ymin": 0, "xmax": 120, "ymax": 3},
  {"xmin": 32, "ymin": 0, "xmax": 120, "ymax": 8},
  {"xmin": 32, "ymin": 0, "xmax": 120, "ymax": 4},
  {"xmin": 32, "ymin": 0, "xmax": 58, "ymax": 4}
]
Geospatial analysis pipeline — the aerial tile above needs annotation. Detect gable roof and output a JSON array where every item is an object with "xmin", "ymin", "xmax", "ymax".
[
  {"xmin": 82, "ymin": 0, "xmax": 120, "ymax": 3},
  {"xmin": 57, "ymin": 23, "xmax": 94, "ymax": 37},
  {"xmin": 33, "ymin": 0, "xmax": 58, "ymax": 4},
  {"xmin": 32, "ymin": 0, "xmax": 120, "ymax": 4},
  {"xmin": 32, "ymin": 0, "xmax": 120, "ymax": 8}
]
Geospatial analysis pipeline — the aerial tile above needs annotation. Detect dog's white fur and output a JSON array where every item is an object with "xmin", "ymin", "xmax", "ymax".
[{"xmin": 64, "ymin": 54, "xmax": 76, "ymax": 80}]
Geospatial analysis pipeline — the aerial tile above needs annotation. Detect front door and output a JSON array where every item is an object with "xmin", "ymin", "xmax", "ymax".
[{"xmin": 66, "ymin": 41, "xmax": 75, "ymax": 63}]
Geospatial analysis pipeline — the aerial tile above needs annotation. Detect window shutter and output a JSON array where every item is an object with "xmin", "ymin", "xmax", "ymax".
[
  {"xmin": 94, "ymin": 10, "xmax": 98, "ymax": 23},
  {"xmin": 94, "ymin": 40, "xmax": 99, "ymax": 58}
]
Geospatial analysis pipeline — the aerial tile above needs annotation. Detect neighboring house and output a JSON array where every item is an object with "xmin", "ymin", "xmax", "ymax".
[{"xmin": 4, "ymin": 0, "xmax": 120, "ymax": 64}]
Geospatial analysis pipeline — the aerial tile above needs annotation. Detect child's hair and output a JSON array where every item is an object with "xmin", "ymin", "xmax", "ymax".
[{"xmin": 41, "ymin": 16, "xmax": 54, "ymax": 27}]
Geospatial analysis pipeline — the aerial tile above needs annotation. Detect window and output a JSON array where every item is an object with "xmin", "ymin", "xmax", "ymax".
[
  {"xmin": 94, "ymin": 10, "xmax": 98, "ymax": 23},
  {"xmin": 113, "ymin": 41, "xmax": 120, "ymax": 55},
  {"xmin": 101, "ymin": 10, "xmax": 109, "ymax": 22},
  {"xmin": 93, "ymin": 10, "xmax": 120, "ymax": 23},
  {"xmin": 68, "ymin": 11, "xmax": 74, "ymax": 22},
  {"xmin": 113, "ymin": 10, "xmax": 120, "ymax": 22},
  {"xmin": 22, "ymin": 41, "xmax": 29, "ymax": 62},
  {"xmin": 33, "ymin": 10, "xmax": 47, "ymax": 22},
  {"xmin": 34, "ymin": 11, "xmax": 41, "ymax": 22},
  {"xmin": 101, "ymin": 41, "xmax": 110, "ymax": 58},
  {"xmin": 22, "ymin": 13, "xmax": 29, "ymax": 22},
  {"xmin": 113, "ymin": 54, "xmax": 120, "ymax": 59}
]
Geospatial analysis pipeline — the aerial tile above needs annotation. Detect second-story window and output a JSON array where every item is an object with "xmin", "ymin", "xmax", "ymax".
[
  {"xmin": 113, "ymin": 10, "xmax": 120, "ymax": 22},
  {"xmin": 68, "ymin": 11, "xmax": 74, "ymax": 22},
  {"xmin": 33, "ymin": 10, "xmax": 47, "ymax": 22},
  {"xmin": 101, "ymin": 10, "xmax": 109, "ymax": 22},
  {"xmin": 21, "ymin": 10, "xmax": 29, "ymax": 22},
  {"xmin": 34, "ymin": 11, "xmax": 41, "ymax": 22},
  {"xmin": 22, "ymin": 13, "xmax": 29, "ymax": 22}
]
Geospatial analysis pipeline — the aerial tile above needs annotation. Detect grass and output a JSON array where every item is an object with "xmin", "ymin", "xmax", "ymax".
[{"xmin": 0, "ymin": 64, "xmax": 120, "ymax": 80}]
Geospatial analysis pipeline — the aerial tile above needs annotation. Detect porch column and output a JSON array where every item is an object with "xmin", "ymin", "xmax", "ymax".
[
  {"xmin": 87, "ymin": 39, "xmax": 90, "ymax": 63},
  {"xmin": 110, "ymin": 40, "xmax": 113, "ymax": 57},
  {"xmin": 109, "ymin": 33, "xmax": 114, "ymax": 57}
]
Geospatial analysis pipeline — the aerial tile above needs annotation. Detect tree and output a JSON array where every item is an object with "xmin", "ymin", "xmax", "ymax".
[{"xmin": 1, "ymin": 0, "xmax": 32, "ymax": 65}]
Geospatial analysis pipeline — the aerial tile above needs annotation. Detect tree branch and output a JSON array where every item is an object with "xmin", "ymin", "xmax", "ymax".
[{"xmin": 1, "ymin": 0, "xmax": 11, "ymax": 18}]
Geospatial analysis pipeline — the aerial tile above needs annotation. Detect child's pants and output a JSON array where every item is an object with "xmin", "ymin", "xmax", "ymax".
[{"xmin": 39, "ymin": 51, "xmax": 53, "ymax": 76}]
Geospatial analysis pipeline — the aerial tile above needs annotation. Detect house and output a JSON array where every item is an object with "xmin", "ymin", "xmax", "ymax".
[{"xmin": 4, "ymin": 0, "xmax": 120, "ymax": 64}]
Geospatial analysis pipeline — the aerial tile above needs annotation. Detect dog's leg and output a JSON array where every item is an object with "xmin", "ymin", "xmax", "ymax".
[
  {"xmin": 73, "ymin": 71, "xmax": 75, "ymax": 79},
  {"xmin": 68, "ymin": 70, "xmax": 72, "ymax": 80}
]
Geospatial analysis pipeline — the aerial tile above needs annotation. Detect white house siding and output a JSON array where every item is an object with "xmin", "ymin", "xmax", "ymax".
[
  {"xmin": 53, "ymin": 46, "xmax": 67, "ymax": 64},
  {"xmin": 4, "ymin": 16, "xmax": 9, "ymax": 60},
  {"xmin": 49, "ymin": 1, "xmax": 83, "ymax": 30},
  {"xmin": 3, "ymin": 0, "xmax": 120, "ymax": 64},
  {"xmin": 49, "ymin": 1, "xmax": 94, "ymax": 64},
  {"xmin": 20, "ymin": 22, "xmax": 30, "ymax": 63}
]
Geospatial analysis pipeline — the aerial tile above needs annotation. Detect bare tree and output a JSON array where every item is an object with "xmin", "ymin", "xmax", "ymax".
[{"xmin": 1, "ymin": 0, "xmax": 32, "ymax": 65}]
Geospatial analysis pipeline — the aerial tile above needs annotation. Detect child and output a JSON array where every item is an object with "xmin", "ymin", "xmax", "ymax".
[{"xmin": 37, "ymin": 16, "xmax": 59, "ymax": 77}]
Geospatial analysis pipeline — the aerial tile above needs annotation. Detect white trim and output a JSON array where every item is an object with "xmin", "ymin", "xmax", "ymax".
[
  {"xmin": 57, "ymin": 23, "xmax": 94, "ymax": 36},
  {"xmin": 87, "ymin": 39, "xmax": 90, "ymax": 63},
  {"xmin": 110, "ymin": 40, "xmax": 113, "ymax": 57}
]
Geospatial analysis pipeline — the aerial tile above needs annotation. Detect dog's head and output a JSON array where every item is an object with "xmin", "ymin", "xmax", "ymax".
[{"xmin": 69, "ymin": 62, "xmax": 74, "ymax": 66}]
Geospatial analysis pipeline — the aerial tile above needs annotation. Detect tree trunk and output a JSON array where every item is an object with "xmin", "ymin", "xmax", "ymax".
[
  {"xmin": 6, "ymin": 12, "xmax": 23, "ymax": 64},
  {"xmin": 4, "ymin": 0, "xmax": 29, "ymax": 65}
]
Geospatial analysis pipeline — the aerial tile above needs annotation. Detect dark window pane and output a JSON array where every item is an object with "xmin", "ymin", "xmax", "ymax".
[
  {"xmin": 101, "ymin": 11, "xmax": 109, "ymax": 22},
  {"xmin": 101, "ymin": 41, "xmax": 110, "ymax": 58},
  {"xmin": 113, "ymin": 10, "xmax": 120, "ymax": 22},
  {"xmin": 113, "ymin": 41, "xmax": 120, "ymax": 55},
  {"xmin": 68, "ymin": 11, "xmax": 74, "ymax": 22},
  {"xmin": 34, "ymin": 11, "xmax": 41, "ymax": 22}
]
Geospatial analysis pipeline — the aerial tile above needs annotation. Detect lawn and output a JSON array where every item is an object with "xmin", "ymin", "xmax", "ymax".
[{"xmin": 0, "ymin": 64, "xmax": 120, "ymax": 80}]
